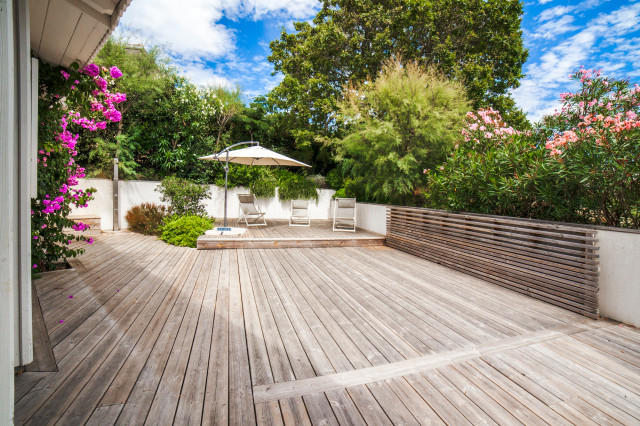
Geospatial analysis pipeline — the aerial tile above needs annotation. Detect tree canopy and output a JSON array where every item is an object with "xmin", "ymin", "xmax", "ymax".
[
  {"xmin": 269, "ymin": 0, "xmax": 529, "ymax": 135},
  {"xmin": 336, "ymin": 59, "xmax": 469, "ymax": 205}
]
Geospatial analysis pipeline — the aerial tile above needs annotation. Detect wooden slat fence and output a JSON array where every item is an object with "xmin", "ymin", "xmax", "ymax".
[{"xmin": 386, "ymin": 206, "xmax": 600, "ymax": 318}]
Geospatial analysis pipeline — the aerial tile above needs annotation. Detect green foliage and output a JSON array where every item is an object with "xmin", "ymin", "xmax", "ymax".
[
  {"xmin": 159, "ymin": 215, "xmax": 214, "ymax": 248},
  {"xmin": 125, "ymin": 203, "xmax": 167, "ymax": 235},
  {"xmin": 250, "ymin": 175, "xmax": 277, "ymax": 198},
  {"xmin": 86, "ymin": 134, "xmax": 138, "ymax": 179},
  {"xmin": 337, "ymin": 59, "xmax": 469, "ymax": 205},
  {"xmin": 156, "ymin": 177, "xmax": 211, "ymax": 216},
  {"xmin": 277, "ymin": 171, "xmax": 319, "ymax": 201},
  {"xmin": 325, "ymin": 168, "xmax": 344, "ymax": 190},
  {"xmin": 268, "ymin": 0, "xmax": 529, "ymax": 135},
  {"xmin": 427, "ymin": 132, "xmax": 566, "ymax": 218}
]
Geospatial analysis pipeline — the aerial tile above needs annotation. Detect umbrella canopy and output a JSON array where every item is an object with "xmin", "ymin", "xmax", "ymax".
[
  {"xmin": 198, "ymin": 141, "xmax": 310, "ymax": 229},
  {"xmin": 198, "ymin": 145, "xmax": 310, "ymax": 167}
]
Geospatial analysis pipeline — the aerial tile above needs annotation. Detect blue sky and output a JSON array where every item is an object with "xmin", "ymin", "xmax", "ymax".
[{"xmin": 119, "ymin": 0, "xmax": 639, "ymax": 123}]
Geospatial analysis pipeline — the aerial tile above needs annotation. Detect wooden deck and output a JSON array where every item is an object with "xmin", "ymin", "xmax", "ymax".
[
  {"xmin": 197, "ymin": 219, "xmax": 385, "ymax": 249},
  {"xmin": 15, "ymin": 231, "xmax": 640, "ymax": 425}
]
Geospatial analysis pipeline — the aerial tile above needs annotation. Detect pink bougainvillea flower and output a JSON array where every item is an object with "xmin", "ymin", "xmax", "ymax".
[
  {"xmin": 68, "ymin": 295, "xmax": 73, "ymax": 299},
  {"xmin": 32, "ymin": 264, "xmax": 37, "ymax": 268},
  {"xmin": 87, "ymin": 237, "xmax": 94, "ymax": 244},
  {"xmin": 60, "ymin": 70, "xmax": 70, "ymax": 80},
  {"xmin": 82, "ymin": 63, "xmax": 100, "ymax": 77},
  {"xmin": 110, "ymin": 66, "xmax": 123, "ymax": 79}
]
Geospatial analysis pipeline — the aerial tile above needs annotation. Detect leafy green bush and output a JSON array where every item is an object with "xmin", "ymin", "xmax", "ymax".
[
  {"xmin": 250, "ymin": 175, "xmax": 277, "ymax": 198},
  {"xmin": 156, "ymin": 176, "xmax": 211, "ymax": 216},
  {"xmin": 159, "ymin": 215, "xmax": 214, "ymax": 248},
  {"xmin": 125, "ymin": 203, "xmax": 167, "ymax": 235},
  {"xmin": 277, "ymin": 171, "xmax": 319, "ymax": 200}
]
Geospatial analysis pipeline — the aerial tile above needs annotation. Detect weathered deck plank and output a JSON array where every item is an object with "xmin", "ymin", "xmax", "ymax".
[{"xmin": 15, "ymin": 231, "xmax": 640, "ymax": 425}]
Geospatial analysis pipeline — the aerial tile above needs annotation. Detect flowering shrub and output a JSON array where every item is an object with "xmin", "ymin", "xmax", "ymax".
[
  {"xmin": 539, "ymin": 68, "xmax": 640, "ymax": 227},
  {"xmin": 461, "ymin": 108, "xmax": 520, "ymax": 150},
  {"xmin": 426, "ymin": 69, "xmax": 640, "ymax": 228},
  {"xmin": 426, "ymin": 109, "xmax": 564, "ymax": 218},
  {"xmin": 32, "ymin": 62, "xmax": 126, "ymax": 272}
]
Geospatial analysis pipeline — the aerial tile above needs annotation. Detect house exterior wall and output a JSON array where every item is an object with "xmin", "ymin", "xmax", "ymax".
[{"xmin": 1, "ymin": 0, "xmax": 34, "ymax": 422}]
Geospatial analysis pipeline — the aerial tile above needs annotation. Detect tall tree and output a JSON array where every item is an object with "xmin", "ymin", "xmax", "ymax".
[
  {"xmin": 269, "ymin": 0, "xmax": 529, "ymax": 134},
  {"xmin": 337, "ymin": 59, "xmax": 469, "ymax": 205}
]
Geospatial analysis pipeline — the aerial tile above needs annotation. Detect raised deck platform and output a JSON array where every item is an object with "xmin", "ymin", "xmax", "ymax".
[{"xmin": 197, "ymin": 219, "xmax": 385, "ymax": 249}]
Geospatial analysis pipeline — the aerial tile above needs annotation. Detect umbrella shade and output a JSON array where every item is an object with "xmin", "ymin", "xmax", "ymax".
[{"xmin": 199, "ymin": 145, "xmax": 310, "ymax": 167}]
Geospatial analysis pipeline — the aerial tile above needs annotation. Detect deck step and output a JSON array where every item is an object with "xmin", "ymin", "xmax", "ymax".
[{"xmin": 196, "ymin": 236, "xmax": 385, "ymax": 249}]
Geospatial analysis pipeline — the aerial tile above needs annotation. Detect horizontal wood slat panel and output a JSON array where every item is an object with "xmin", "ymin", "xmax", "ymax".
[{"xmin": 386, "ymin": 207, "xmax": 599, "ymax": 318}]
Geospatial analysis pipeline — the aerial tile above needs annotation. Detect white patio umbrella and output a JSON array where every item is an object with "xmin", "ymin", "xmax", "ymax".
[{"xmin": 198, "ymin": 141, "xmax": 310, "ymax": 229}]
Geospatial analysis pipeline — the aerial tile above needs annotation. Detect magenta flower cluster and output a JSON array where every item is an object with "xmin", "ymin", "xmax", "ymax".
[{"xmin": 33, "ymin": 63, "xmax": 126, "ymax": 258}]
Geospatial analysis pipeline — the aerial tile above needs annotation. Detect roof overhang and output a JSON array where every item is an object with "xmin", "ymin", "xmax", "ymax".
[{"xmin": 29, "ymin": 0, "xmax": 132, "ymax": 68}]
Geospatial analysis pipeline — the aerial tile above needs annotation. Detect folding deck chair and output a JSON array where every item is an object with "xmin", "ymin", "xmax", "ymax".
[
  {"xmin": 333, "ymin": 198, "xmax": 356, "ymax": 232},
  {"xmin": 289, "ymin": 199, "xmax": 311, "ymax": 226},
  {"xmin": 237, "ymin": 194, "xmax": 267, "ymax": 226}
]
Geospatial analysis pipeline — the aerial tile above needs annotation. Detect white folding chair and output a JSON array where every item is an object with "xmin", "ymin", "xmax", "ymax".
[
  {"xmin": 237, "ymin": 194, "xmax": 267, "ymax": 226},
  {"xmin": 289, "ymin": 199, "xmax": 310, "ymax": 226},
  {"xmin": 333, "ymin": 198, "xmax": 356, "ymax": 232}
]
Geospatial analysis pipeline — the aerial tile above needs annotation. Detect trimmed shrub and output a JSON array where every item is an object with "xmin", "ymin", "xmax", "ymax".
[
  {"xmin": 125, "ymin": 203, "xmax": 167, "ymax": 235},
  {"xmin": 159, "ymin": 215, "xmax": 214, "ymax": 248},
  {"xmin": 156, "ymin": 176, "xmax": 211, "ymax": 216}
]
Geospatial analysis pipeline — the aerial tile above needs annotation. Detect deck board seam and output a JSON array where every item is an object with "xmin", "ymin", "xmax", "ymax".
[{"xmin": 253, "ymin": 320, "xmax": 614, "ymax": 403}]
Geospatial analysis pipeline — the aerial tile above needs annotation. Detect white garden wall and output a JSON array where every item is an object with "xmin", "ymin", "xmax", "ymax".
[
  {"xmin": 355, "ymin": 203, "xmax": 388, "ymax": 235},
  {"xmin": 598, "ymin": 229, "xmax": 640, "ymax": 327},
  {"xmin": 71, "ymin": 178, "xmax": 336, "ymax": 230}
]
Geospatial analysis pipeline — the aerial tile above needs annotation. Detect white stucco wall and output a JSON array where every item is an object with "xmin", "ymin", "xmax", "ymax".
[
  {"xmin": 598, "ymin": 229, "xmax": 640, "ymax": 327},
  {"xmin": 71, "ymin": 178, "xmax": 337, "ymax": 230},
  {"xmin": 356, "ymin": 203, "xmax": 388, "ymax": 235}
]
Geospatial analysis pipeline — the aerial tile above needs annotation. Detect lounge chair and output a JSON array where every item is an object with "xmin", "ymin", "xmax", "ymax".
[
  {"xmin": 333, "ymin": 198, "xmax": 356, "ymax": 232},
  {"xmin": 290, "ymin": 199, "xmax": 310, "ymax": 226},
  {"xmin": 238, "ymin": 194, "xmax": 267, "ymax": 226}
]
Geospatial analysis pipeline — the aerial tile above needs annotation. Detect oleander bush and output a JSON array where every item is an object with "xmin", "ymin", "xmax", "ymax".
[
  {"xmin": 125, "ymin": 203, "xmax": 167, "ymax": 235},
  {"xmin": 159, "ymin": 215, "xmax": 214, "ymax": 248}
]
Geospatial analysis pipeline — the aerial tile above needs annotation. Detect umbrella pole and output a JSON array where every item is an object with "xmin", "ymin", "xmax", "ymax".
[{"xmin": 224, "ymin": 151, "xmax": 229, "ymax": 227}]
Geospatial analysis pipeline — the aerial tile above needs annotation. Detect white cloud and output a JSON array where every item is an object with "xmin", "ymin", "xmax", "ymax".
[
  {"xmin": 532, "ymin": 15, "xmax": 579, "ymax": 39},
  {"xmin": 178, "ymin": 62, "xmax": 235, "ymax": 88},
  {"xmin": 120, "ymin": 0, "xmax": 236, "ymax": 61},
  {"xmin": 537, "ymin": 6, "xmax": 574, "ymax": 22},
  {"xmin": 514, "ymin": 2, "xmax": 640, "ymax": 122},
  {"xmin": 538, "ymin": 0, "xmax": 554, "ymax": 5},
  {"xmin": 225, "ymin": 0, "xmax": 320, "ymax": 20}
]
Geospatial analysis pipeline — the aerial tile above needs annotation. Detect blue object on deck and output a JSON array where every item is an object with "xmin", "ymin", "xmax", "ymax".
[{"xmin": 216, "ymin": 227, "xmax": 232, "ymax": 232}]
